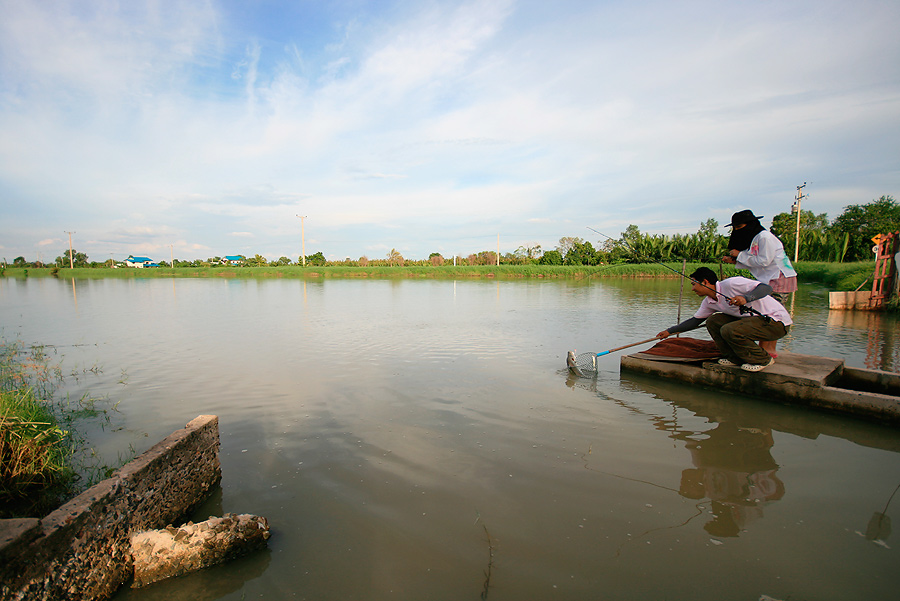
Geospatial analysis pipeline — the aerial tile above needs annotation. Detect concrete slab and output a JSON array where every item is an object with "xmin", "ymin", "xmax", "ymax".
[
  {"xmin": 620, "ymin": 351, "xmax": 900, "ymax": 425},
  {"xmin": 703, "ymin": 352, "xmax": 844, "ymax": 388}
]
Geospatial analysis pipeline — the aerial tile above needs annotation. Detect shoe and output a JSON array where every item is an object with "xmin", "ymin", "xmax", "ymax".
[
  {"xmin": 717, "ymin": 358, "xmax": 737, "ymax": 366},
  {"xmin": 741, "ymin": 357, "xmax": 775, "ymax": 372}
]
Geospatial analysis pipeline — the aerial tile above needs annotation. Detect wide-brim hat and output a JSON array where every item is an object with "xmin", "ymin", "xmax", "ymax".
[{"xmin": 726, "ymin": 209, "xmax": 763, "ymax": 227}]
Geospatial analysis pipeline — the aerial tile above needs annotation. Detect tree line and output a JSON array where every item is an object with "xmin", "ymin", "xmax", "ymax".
[
  {"xmin": 6, "ymin": 195, "xmax": 897, "ymax": 269},
  {"xmin": 531, "ymin": 194, "xmax": 899, "ymax": 265}
]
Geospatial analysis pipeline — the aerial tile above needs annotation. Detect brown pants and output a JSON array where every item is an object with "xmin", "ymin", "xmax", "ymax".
[{"xmin": 706, "ymin": 313, "xmax": 789, "ymax": 365}]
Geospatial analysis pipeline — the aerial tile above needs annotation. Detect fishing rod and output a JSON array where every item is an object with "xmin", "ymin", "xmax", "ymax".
[{"xmin": 586, "ymin": 226, "xmax": 771, "ymax": 321}]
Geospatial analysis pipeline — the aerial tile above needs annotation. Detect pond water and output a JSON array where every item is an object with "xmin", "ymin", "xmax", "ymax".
[{"xmin": 2, "ymin": 275, "xmax": 900, "ymax": 601}]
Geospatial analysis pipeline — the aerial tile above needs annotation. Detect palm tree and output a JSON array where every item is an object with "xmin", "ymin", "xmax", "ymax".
[{"xmin": 387, "ymin": 249, "xmax": 403, "ymax": 266}]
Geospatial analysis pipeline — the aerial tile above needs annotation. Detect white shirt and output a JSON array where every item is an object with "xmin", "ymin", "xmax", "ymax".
[
  {"xmin": 693, "ymin": 277, "xmax": 793, "ymax": 326},
  {"xmin": 735, "ymin": 230, "xmax": 797, "ymax": 285}
]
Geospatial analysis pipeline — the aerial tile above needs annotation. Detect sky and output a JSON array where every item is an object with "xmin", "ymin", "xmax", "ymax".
[{"xmin": 1, "ymin": 0, "xmax": 898, "ymax": 264}]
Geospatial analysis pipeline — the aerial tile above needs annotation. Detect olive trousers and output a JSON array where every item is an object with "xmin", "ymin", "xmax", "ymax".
[{"xmin": 706, "ymin": 313, "xmax": 790, "ymax": 366}]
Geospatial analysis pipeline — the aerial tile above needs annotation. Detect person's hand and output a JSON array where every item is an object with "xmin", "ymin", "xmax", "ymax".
[
  {"xmin": 729, "ymin": 249, "xmax": 740, "ymax": 258},
  {"xmin": 721, "ymin": 255, "xmax": 735, "ymax": 264},
  {"xmin": 657, "ymin": 330, "xmax": 671, "ymax": 339},
  {"xmin": 729, "ymin": 295, "xmax": 747, "ymax": 306}
]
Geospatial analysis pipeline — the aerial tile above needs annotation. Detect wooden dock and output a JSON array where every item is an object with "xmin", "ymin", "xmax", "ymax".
[{"xmin": 620, "ymin": 351, "xmax": 900, "ymax": 424}]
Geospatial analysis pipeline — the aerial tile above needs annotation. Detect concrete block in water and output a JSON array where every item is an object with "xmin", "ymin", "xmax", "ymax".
[{"xmin": 131, "ymin": 513, "xmax": 270, "ymax": 588}]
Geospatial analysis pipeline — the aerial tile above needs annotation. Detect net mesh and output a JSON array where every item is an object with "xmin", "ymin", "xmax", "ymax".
[{"xmin": 567, "ymin": 352, "xmax": 599, "ymax": 377}]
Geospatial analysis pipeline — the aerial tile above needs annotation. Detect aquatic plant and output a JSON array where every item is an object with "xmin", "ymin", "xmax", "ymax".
[
  {"xmin": 0, "ymin": 342, "xmax": 74, "ymax": 516},
  {"xmin": 0, "ymin": 340, "xmax": 133, "ymax": 517}
]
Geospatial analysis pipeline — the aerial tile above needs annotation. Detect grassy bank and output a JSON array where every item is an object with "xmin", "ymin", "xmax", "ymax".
[
  {"xmin": 0, "ymin": 342, "xmax": 75, "ymax": 517},
  {"xmin": 0, "ymin": 341, "xmax": 131, "ymax": 518},
  {"xmin": 792, "ymin": 261, "xmax": 875, "ymax": 290},
  {"xmin": 4, "ymin": 262, "xmax": 756, "ymax": 280},
  {"xmin": 0, "ymin": 260, "xmax": 884, "ymax": 290}
]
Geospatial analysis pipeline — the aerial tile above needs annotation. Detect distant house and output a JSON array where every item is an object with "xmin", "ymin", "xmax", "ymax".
[
  {"xmin": 125, "ymin": 255, "xmax": 158, "ymax": 268},
  {"xmin": 223, "ymin": 255, "xmax": 244, "ymax": 265}
]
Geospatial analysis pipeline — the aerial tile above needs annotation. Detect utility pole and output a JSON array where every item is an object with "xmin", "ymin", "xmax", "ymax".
[
  {"xmin": 65, "ymin": 231, "xmax": 75, "ymax": 268},
  {"xmin": 296, "ymin": 215, "xmax": 307, "ymax": 266},
  {"xmin": 497, "ymin": 234, "xmax": 500, "ymax": 266},
  {"xmin": 169, "ymin": 244, "xmax": 174, "ymax": 268},
  {"xmin": 791, "ymin": 183, "xmax": 807, "ymax": 263}
]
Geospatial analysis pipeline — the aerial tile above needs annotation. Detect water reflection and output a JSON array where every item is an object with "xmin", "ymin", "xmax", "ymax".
[
  {"xmin": 114, "ymin": 551, "xmax": 271, "ymax": 601},
  {"xmin": 827, "ymin": 309, "xmax": 900, "ymax": 372},
  {"xmin": 677, "ymin": 422, "xmax": 783, "ymax": 537},
  {"xmin": 567, "ymin": 370, "xmax": 784, "ymax": 537},
  {"xmin": 569, "ymin": 367, "xmax": 900, "ymax": 547},
  {"xmin": 3, "ymin": 277, "xmax": 900, "ymax": 601},
  {"xmin": 866, "ymin": 481, "xmax": 899, "ymax": 547}
]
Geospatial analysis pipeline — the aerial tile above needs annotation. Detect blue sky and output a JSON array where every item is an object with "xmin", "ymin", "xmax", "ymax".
[{"xmin": 1, "ymin": 0, "xmax": 898, "ymax": 263}]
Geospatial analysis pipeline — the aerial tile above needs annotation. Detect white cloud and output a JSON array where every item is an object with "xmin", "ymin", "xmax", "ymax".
[{"xmin": 0, "ymin": 0, "xmax": 898, "ymax": 261}]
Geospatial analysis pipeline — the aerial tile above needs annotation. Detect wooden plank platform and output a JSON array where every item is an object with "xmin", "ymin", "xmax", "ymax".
[{"xmin": 620, "ymin": 351, "xmax": 900, "ymax": 424}]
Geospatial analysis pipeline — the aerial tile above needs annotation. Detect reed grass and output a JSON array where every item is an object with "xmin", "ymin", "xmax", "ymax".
[
  {"xmin": 0, "ymin": 341, "xmax": 130, "ymax": 518},
  {"xmin": 1, "ymin": 342, "xmax": 75, "ymax": 517}
]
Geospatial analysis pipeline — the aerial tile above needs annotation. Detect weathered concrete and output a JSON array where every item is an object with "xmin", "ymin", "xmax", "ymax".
[
  {"xmin": 131, "ymin": 513, "xmax": 270, "ymax": 588},
  {"xmin": 0, "ymin": 415, "xmax": 222, "ymax": 601},
  {"xmin": 0, "ymin": 519, "xmax": 41, "ymax": 563},
  {"xmin": 620, "ymin": 352, "xmax": 900, "ymax": 424},
  {"xmin": 828, "ymin": 290, "xmax": 872, "ymax": 310}
]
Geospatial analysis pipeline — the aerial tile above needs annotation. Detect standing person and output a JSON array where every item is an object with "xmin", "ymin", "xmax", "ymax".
[
  {"xmin": 721, "ymin": 210, "xmax": 797, "ymax": 356},
  {"xmin": 656, "ymin": 267, "xmax": 792, "ymax": 371}
]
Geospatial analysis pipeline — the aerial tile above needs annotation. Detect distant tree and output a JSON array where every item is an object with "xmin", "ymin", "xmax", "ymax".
[
  {"xmin": 513, "ymin": 244, "xmax": 542, "ymax": 264},
  {"xmin": 771, "ymin": 210, "xmax": 828, "ymax": 239},
  {"xmin": 597, "ymin": 238, "xmax": 623, "ymax": 262},
  {"xmin": 620, "ymin": 225, "xmax": 641, "ymax": 248},
  {"xmin": 829, "ymin": 195, "xmax": 900, "ymax": 261},
  {"xmin": 274, "ymin": 256, "xmax": 292, "ymax": 266},
  {"xmin": 387, "ymin": 249, "xmax": 403, "ymax": 266},
  {"xmin": 305, "ymin": 252, "xmax": 326, "ymax": 266},
  {"xmin": 55, "ymin": 249, "xmax": 88, "ymax": 267},
  {"xmin": 564, "ymin": 240, "xmax": 599, "ymax": 265},
  {"xmin": 693, "ymin": 218, "xmax": 728, "ymax": 261},
  {"xmin": 250, "ymin": 254, "xmax": 268, "ymax": 267},
  {"xmin": 473, "ymin": 251, "xmax": 497, "ymax": 265},
  {"xmin": 359, "ymin": 256, "xmax": 369, "ymax": 267},
  {"xmin": 556, "ymin": 237, "xmax": 583, "ymax": 258},
  {"xmin": 13, "ymin": 256, "xmax": 26, "ymax": 267},
  {"xmin": 429, "ymin": 253, "xmax": 444, "ymax": 266},
  {"xmin": 770, "ymin": 210, "xmax": 829, "ymax": 259},
  {"xmin": 698, "ymin": 218, "xmax": 719, "ymax": 238},
  {"xmin": 538, "ymin": 249, "xmax": 563, "ymax": 265}
]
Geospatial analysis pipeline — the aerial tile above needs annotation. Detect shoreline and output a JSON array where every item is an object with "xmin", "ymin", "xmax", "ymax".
[{"xmin": 0, "ymin": 261, "xmax": 875, "ymax": 284}]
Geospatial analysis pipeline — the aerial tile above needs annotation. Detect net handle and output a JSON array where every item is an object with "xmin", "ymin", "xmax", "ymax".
[{"xmin": 594, "ymin": 337, "xmax": 659, "ymax": 357}]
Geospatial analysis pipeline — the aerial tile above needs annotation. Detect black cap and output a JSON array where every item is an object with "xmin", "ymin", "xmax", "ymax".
[{"xmin": 726, "ymin": 209, "xmax": 763, "ymax": 227}]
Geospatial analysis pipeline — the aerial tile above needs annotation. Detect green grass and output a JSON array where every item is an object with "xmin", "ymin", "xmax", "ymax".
[
  {"xmin": 1, "ymin": 342, "xmax": 75, "ymax": 517},
  {"xmin": 2, "ymin": 260, "xmax": 888, "ymax": 295},
  {"xmin": 793, "ymin": 261, "xmax": 876, "ymax": 291},
  {"xmin": 4, "ymin": 262, "xmax": 753, "ymax": 280},
  {"xmin": 0, "ymin": 341, "xmax": 132, "ymax": 518}
]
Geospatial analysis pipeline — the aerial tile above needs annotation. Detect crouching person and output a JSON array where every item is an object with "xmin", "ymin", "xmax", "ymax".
[{"xmin": 657, "ymin": 267, "xmax": 792, "ymax": 372}]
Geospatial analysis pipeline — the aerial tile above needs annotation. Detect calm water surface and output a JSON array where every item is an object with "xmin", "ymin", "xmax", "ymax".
[{"xmin": 2, "ymin": 276, "xmax": 899, "ymax": 601}]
